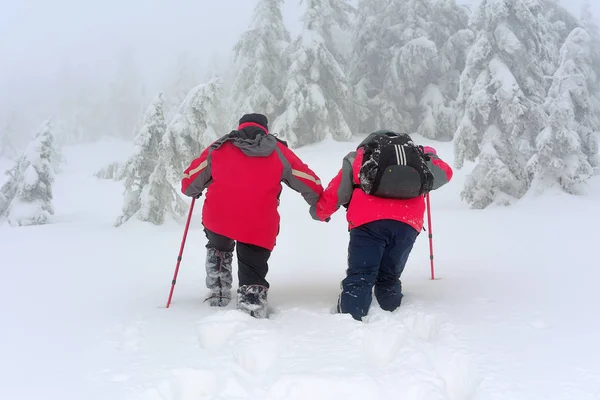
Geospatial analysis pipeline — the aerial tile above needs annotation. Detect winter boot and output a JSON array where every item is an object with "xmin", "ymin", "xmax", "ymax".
[
  {"xmin": 204, "ymin": 248, "xmax": 233, "ymax": 307},
  {"xmin": 236, "ymin": 285, "xmax": 268, "ymax": 318}
]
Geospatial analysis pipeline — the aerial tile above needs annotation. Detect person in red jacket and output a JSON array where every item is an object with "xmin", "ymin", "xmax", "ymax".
[
  {"xmin": 312, "ymin": 131, "xmax": 453, "ymax": 321},
  {"xmin": 181, "ymin": 113, "xmax": 323, "ymax": 318}
]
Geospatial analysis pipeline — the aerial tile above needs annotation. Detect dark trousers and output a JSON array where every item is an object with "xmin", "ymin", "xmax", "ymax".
[
  {"xmin": 338, "ymin": 219, "xmax": 419, "ymax": 321},
  {"xmin": 204, "ymin": 229, "xmax": 271, "ymax": 288}
]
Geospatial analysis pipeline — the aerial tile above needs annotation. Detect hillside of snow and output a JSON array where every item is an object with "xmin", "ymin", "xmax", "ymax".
[{"xmin": 1, "ymin": 137, "xmax": 599, "ymax": 400}]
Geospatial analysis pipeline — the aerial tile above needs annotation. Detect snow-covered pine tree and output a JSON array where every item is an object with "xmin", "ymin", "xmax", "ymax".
[
  {"xmin": 162, "ymin": 76, "xmax": 224, "ymax": 188},
  {"xmin": 541, "ymin": 0, "xmax": 580, "ymax": 55},
  {"xmin": 273, "ymin": 0, "xmax": 355, "ymax": 147},
  {"xmin": 0, "ymin": 158, "xmax": 24, "ymax": 219},
  {"xmin": 135, "ymin": 160, "xmax": 187, "ymax": 225},
  {"xmin": 386, "ymin": 0, "xmax": 470, "ymax": 140},
  {"xmin": 348, "ymin": 0, "xmax": 393, "ymax": 133},
  {"xmin": 454, "ymin": 0, "xmax": 554, "ymax": 208},
  {"xmin": 349, "ymin": 0, "xmax": 470, "ymax": 139},
  {"xmin": 530, "ymin": 28, "xmax": 598, "ymax": 193},
  {"xmin": 94, "ymin": 162, "xmax": 125, "ymax": 180},
  {"xmin": 580, "ymin": 1, "xmax": 599, "ymax": 43},
  {"xmin": 230, "ymin": 0, "xmax": 291, "ymax": 125},
  {"xmin": 310, "ymin": 0, "xmax": 355, "ymax": 65},
  {"xmin": 0, "ymin": 119, "xmax": 56, "ymax": 226},
  {"xmin": 115, "ymin": 93, "xmax": 166, "ymax": 226},
  {"xmin": 580, "ymin": 1, "xmax": 600, "ymax": 144},
  {"xmin": 425, "ymin": 0, "xmax": 474, "ymax": 139}
]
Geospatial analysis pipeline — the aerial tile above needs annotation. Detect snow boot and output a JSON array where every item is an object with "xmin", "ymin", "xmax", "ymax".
[
  {"xmin": 204, "ymin": 248, "xmax": 233, "ymax": 307},
  {"xmin": 237, "ymin": 285, "xmax": 268, "ymax": 318}
]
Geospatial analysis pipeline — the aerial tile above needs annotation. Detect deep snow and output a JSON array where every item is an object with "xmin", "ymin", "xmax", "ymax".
[{"xmin": 1, "ymin": 136, "xmax": 599, "ymax": 400}]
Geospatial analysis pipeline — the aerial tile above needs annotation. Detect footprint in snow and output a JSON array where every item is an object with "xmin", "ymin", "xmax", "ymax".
[
  {"xmin": 362, "ymin": 321, "xmax": 410, "ymax": 367},
  {"xmin": 429, "ymin": 347, "xmax": 483, "ymax": 400},
  {"xmin": 402, "ymin": 311, "xmax": 443, "ymax": 342},
  {"xmin": 231, "ymin": 329, "xmax": 281, "ymax": 374},
  {"xmin": 401, "ymin": 311, "xmax": 484, "ymax": 400},
  {"xmin": 196, "ymin": 310, "xmax": 253, "ymax": 350},
  {"xmin": 139, "ymin": 368, "xmax": 218, "ymax": 400}
]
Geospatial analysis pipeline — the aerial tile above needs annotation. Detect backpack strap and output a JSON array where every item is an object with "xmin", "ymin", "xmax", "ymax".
[
  {"xmin": 274, "ymin": 137, "xmax": 288, "ymax": 147},
  {"xmin": 416, "ymin": 145, "xmax": 431, "ymax": 161}
]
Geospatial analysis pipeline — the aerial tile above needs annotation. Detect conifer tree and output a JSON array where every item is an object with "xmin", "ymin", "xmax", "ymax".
[
  {"xmin": 115, "ymin": 94, "xmax": 166, "ymax": 226},
  {"xmin": 1, "ymin": 119, "xmax": 56, "ymax": 226}
]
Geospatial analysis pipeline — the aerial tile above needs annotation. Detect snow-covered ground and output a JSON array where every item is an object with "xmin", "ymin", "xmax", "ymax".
[{"xmin": 1, "ymin": 136, "xmax": 599, "ymax": 400}]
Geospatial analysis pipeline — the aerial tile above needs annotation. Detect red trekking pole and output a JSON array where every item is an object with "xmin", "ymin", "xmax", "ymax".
[
  {"xmin": 166, "ymin": 197, "xmax": 196, "ymax": 308},
  {"xmin": 425, "ymin": 193, "xmax": 435, "ymax": 280}
]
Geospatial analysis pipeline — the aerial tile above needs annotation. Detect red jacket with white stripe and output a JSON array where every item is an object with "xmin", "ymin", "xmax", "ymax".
[
  {"xmin": 181, "ymin": 123, "xmax": 323, "ymax": 250},
  {"xmin": 314, "ymin": 137, "xmax": 453, "ymax": 233}
]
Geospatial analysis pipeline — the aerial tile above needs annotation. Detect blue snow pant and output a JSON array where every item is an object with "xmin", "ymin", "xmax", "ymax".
[{"xmin": 337, "ymin": 219, "xmax": 419, "ymax": 321}]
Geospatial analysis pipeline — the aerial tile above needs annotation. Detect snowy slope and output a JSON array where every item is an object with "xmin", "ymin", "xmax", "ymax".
[{"xmin": 1, "ymin": 137, "xmax": 599, "ymax": 400}]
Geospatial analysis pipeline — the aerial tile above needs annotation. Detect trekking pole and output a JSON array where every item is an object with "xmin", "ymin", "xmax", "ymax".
[
  {"xmin": 425, "ymin": 193, "xmax": 435, "ymax": 280},
  {"xmin": 166, "ymin": 197, "xmax": 196, "ymax": 308}
]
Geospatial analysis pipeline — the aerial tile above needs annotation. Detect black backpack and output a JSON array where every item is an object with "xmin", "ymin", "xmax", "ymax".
[{"xmin": 355, "ymin": 131, "xmax": 434, "ymax": 199}]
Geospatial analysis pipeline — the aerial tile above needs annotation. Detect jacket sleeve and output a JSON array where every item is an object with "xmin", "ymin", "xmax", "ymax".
[
  {"xmin": 181, "ymin": 146, "xmax": 213, "ymax": 198},
  {"xmin": 425, "ymin": 152, "xmax": 453, "ymax": 190},
  {"xmin": 275, "ymin": 143, "xmax": 323, "ymax": 208},
  {"xmin": 313, "ymin": 151, "xmax": 357, "ymax": 221}
]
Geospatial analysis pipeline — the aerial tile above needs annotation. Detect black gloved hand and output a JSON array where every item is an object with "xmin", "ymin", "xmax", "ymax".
[{"xmin": 194, "ymin": 192, "xmax": 203, "ymax": 199}]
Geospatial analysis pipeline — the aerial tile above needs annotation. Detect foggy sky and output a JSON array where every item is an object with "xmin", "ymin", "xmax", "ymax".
[{"xmin": 1, "ymin": 0, "xmax": 598, "ymax": 127}]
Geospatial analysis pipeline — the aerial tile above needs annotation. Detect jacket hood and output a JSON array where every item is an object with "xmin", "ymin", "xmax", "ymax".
[{"xmin": 232, "ymin": 126, "xmax": 278, "ymax": 157}]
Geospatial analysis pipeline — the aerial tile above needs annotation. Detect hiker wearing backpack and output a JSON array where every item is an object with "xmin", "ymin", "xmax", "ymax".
[
  {"xmin": 181, "ymin": 113, "xmax": 323, "ymax": 318},
  {"xmin": 312, "ymin": 131, "xmax": 453, "ymax": 321}
]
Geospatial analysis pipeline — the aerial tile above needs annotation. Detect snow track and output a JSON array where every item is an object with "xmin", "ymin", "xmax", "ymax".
[{"xmin": 121, "ymin": 301, "xmax": 485, "ymax": 400}]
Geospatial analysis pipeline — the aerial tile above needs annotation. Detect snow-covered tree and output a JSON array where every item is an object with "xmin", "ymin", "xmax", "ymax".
[
  {"xmin": 273, "ymin": 0, "xmax": 355, "ymax": 147},
  {"xmin": 0, "ymin": 119, "xmax": 56, "ymax": 226},
  {"xmin": 230, "ymin": 0, "xmax": 291, "ymax": 124},
  {"xmin": 135, "ymin": 161, "xmax": 187, "ymax": 225},
  {"xmin": 308, "ymin": 0, "xmax": 355, "ymax": 64},
  {"xmin": 94, "ymin": 162, "xmax": 125, "ymax": 180},
  {"xmin": 162, "ymin": 77, "xmax": 225, "ymax": 187},
  {"xmin": 431, "ymin": 0, "xmax": 474, "ymax": 99},
  {"xmin": 388, "ymin": 0, "xmax": 471, "ymax": 140},
  {"xmin": 530, "ymin": 28, "xmax": 598, "ymax": 193},
  {"xmin": 0, "ymin": 159, "xmax": 24, "ymax": 220},
  {"xmin": 542, "ymin": 0, "xmax": 580, "ymax": 55},
  {"xmin": 579, "ymin": 1, "xmax": 600, "ymax": 129},
  {"xmin": 348, "ymin": 0, "xmax": 394, "ymax": 133},
  {"xmin": 115, "ymin": 93, "xmax": 166, "ymax": 226},
  {"xmin": 454, "ymin": 0, "xmax": 555, "ymax": 208},
  {"xmin": 349, "ymin": 0, "xmax": 471, "ymax": 139}
]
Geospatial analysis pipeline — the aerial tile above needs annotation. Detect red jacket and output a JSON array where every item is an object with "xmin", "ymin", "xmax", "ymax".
[
  {"xmin": 314, "ymin": 144, "xmax": 453, "ymax": 232},
  {"xmin": 181, "ymin": 123, "xmax": 323, "ymax": 250}
]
